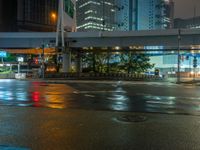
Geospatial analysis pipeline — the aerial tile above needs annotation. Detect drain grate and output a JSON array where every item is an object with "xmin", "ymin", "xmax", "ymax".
[{"xmin": 116, "ymin": 115, "xmax": 147, "ymax": 123}]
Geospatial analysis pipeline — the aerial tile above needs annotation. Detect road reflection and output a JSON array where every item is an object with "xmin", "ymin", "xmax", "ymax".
[
  {"xmin": 0, "ymin": 80, "xmax": 74, "ymax": 109},
  {"xmin": 108, "ymin": 87, "xmax": 130, "ymax": 111},
  {"xmin": 1, "ymin": 80, "xmax": 200, "ymax": 115}
]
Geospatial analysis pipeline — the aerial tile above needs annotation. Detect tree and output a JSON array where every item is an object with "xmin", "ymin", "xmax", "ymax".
[
  {"xmin": 94, "ymin": 52, "xmax": 108, "ymax": 73},
  {"xmin": 4, "ymin": 53, "xmax": 16, "ymax": 62},
  {"xmin": 82, "ymin": 52, "xmax": 108, "ymax": 73},
  {"xmin": 120, "ymin": 52, "xmax": 154, "ymax": 74},
  {"xmin": 80, "ymin": 51, "xmax": 154, "ymax": 74},
  {"xmin": 81, "ymin": 52, "xmax": 94, "ymax": 72}
]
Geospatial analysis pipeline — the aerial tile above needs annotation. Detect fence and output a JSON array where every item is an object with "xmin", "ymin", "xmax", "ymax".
[
  {"xmin": 0, "ymin": 73, "xmax": 15, "ymax": 79},
  {"xmin": 45, "ymin": 73, "xmax": 163, "ymax": 81}
]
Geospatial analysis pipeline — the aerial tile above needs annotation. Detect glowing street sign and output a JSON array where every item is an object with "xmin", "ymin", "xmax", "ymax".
[
  {"xmin": 0, "ymin": 51, "xmax": 7, "ymax": 58},
  {"xmin": 17, "ymin": 57, "xmax": 24, "ymax": 62},
  {"xmin": 144, "ymin": 46, "xmax": 164, "ymax": 50}
]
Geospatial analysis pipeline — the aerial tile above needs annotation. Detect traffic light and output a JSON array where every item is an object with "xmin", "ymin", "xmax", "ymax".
[{"xmin": 193, "ymin": 56, "xmax": 197, "ymax": 68}]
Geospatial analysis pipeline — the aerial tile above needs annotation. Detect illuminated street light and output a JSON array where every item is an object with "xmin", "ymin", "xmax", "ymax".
[
  {"xmin": 50, "ymin": 12, "xmax": 57, "ymax": 31},
  {"xmin": 51, "ymin": 13, "xmax": 56, "ymax": 19},
  {"xmin": 51, "ymin": 12, "xmax": 57, "ymax": 22}
]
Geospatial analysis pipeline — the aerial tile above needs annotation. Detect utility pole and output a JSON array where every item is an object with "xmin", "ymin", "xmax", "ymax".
[
  {"xmin": 42, "ymin": 44, "xmax": 45, "ymax": 79},
  {"xmin": 177, "ymin": 29, "xmax": 181, "ymax": 84},
  {"xmin": 56, "ymin": 0, "xmax": 71, "ymax": 73}
]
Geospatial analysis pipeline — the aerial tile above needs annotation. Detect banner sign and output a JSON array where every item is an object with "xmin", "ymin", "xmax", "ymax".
[
  {"xmin": 0, "ymin": 51, "xmax": 7, "ymax": 58},
  {"xmin": 65, "ymin": 0, "xmax": 74, "ymax": 18}
]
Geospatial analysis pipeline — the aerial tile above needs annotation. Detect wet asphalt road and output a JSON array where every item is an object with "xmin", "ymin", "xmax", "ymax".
[
  {"xmin": 2, "ymin": 79, "xmax": 200, "ymax": 150},
  {"xmin": 0, "ymin": 79, "xmax": 200, "ymax": 115}
]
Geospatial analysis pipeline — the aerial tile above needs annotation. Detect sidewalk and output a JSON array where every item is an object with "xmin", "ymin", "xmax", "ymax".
[
  {"xmin": 165, "ymin": 77, "xmax": 200, "ymax": 85},
  {"xmin": 1, "ymin": 106, "xmax": 200, "ymax": 150}
]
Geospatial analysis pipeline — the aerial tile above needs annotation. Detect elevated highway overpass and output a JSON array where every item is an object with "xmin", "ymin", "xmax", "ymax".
[{"xmin": 1, "ymin": 29, "xmax": 200, "ymax": 50}]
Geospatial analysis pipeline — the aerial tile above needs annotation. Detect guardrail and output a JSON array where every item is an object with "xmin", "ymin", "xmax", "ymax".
[
  {"xmin": 0, "ymin": 73, "xmax": 15, "ymax": 79},
  {"xmin": 44, "ymin": 73, "xmax": 163, "ymax": 81}
]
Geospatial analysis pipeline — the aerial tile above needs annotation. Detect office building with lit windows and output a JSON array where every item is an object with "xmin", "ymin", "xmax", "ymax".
[
  {"xmin": 76, "ymin": 0, "xmax": 174, "ymax": 32},
  {"xmin": 77, "ymin": 0, "xmax": 174, "ymax": 31},
  {"xmin": 115, "ymin": 0, "xmax": 174, "ymax": 31},
  {"xmin": 76, "ymin": 0, "xmax": 116, "ymax": 31}
]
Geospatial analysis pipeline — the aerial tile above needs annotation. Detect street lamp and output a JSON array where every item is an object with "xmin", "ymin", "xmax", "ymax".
[
  {"xmin": 51, "ymin": 12, "xmax": 57, "ymax": 22},
  {"xmin": 50, "ymin": 12, "xmax": 57, "ymax": 31}
]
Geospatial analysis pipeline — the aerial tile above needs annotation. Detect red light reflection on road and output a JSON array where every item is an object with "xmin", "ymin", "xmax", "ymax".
[
  {"xmin": 31, "ymin": 91, "xmax": 41, "ymax": 107},
  {"xmin": 32, "ymin": 91, "xmax": 40, "ymax": 102}
]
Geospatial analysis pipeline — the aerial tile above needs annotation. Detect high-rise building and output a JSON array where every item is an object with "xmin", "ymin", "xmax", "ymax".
[
  {"xmin": 17, "ymin": 0, "xmax": 58, "ymax": 32},
  {"xmin": 0, "ymin": 0, "xmax": 76, "ymax": 32},
  {"xmin": 76, "ymin": 0, "xmax": 174, "ymax": 32},
  {"xmin": 115, "ymin": 0, "xmax": 174, "ymax": 31},
  {"xmin": 114, "ymin": 0, "xmax": 135, "ymax": 31},
  {"xmin": 174, "ymin": 17, "xmax": 200, "ymax": 29},
  {"xmin": 0, "ymin": 0, "xmax": 18, "ymax": 32},
  {"xmin": 76, "ymin": 0, "xmax": 116, "ymax": 31},
  {"xmin": 160, "ymin": 0, "xmax": 174, "ymax": 29}
]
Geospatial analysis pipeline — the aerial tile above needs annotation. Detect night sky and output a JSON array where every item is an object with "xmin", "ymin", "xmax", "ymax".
[{"xmin": 174, "ymin": 0, "xmax": 200, "ymax": 18}]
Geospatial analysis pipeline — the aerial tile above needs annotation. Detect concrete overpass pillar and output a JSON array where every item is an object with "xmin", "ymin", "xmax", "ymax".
[{"xmin": 62, "ymin": 50, "xmax": 71, "ymax": 72}]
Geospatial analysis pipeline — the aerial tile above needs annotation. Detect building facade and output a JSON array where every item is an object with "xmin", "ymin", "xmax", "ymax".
[
  {"xmin": 0, "ymin": 0, "xmax": 18, "ymax": 32},
  {"xmin": 114, "ymin": 0, "xmax": 136, "ymax": 31},
  {"xmin": 17, "ymin": 0, "xmax": 58, "ymax": 32},
  {"xmin": 76, "ymin": 0, "xmax": 174, "ymax": 32},
  {"xmin": 115, "ymin": 0, "xmax": 174, "ymax": 31},
  {"xmin": 76, "ymin": 0, "xmax": 116, "ymax": 31},
  {"xmin": 174, "ymin": 17, "xmax": 200, "ymax": 29},
  {"xmin": 0, "ymin": 0, "xmax": 76, "ymax": 32}
]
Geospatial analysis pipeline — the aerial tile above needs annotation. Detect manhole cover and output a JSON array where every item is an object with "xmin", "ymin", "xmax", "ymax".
[{"xmin": 116, "ymin": 115, "xmax": 147, "ymax": 123}]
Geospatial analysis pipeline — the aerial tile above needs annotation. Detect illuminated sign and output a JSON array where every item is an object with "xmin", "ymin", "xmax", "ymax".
[
  {"xmin": 17, "ymin": 57, "xmax": 24, "ymax": 62},
  {"xmin": 0, "ymin": 51, "xmax": 7, "ymax": 58},
  {"xmin": 144, "ymin": 46, "xmax": 164, "ymax": 50}
]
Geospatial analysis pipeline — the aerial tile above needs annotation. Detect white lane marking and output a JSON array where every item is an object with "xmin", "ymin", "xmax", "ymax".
[
  {"xmin": 73, "ymin": 91, "xmax": 79, "ymax": 94},
  {"xmin": 84, "ymin": 94, "xmax": 95, "ymax": 98},
  {"xmin": 142, "ymin": 94, "xmax": 200, "ymax": 101},
  {"xmin": 75, "ymin": 90, "xmax": 127, "ymax": 94}
]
